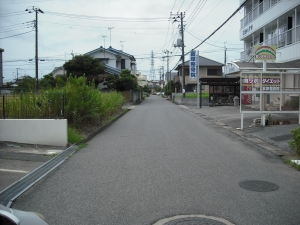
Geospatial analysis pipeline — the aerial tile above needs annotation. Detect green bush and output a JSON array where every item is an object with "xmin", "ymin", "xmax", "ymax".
[
  {"xmin": 68, "ymin": 126, "xmax": 84, "ymax": 144},
  {"xmin": 64, "ymin": 75, "xmax": 124, "ymax": 127},
  {"xmin": 290, "ymin": 97, "xmax": 299, "ymax": 110},
  {"xmin": 289, "ymin": 126, "xmax": 300, "ymax": 155},
  {"xmin": 1, "ymin": 76, "xmax": 125, "ymax": 128}
]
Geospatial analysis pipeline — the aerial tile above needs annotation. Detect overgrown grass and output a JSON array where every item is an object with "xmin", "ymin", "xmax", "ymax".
[
  {"xmin": 1, "ymin": 76, "xmax": 125, "ymax": 140},
  {"xmin": 68, "ymin": 126, "xmax": 84, "ymax": 144},
  {"xmin": 76, "ymin": 143, "xmax": 87, "ymax": 151},
  {"xmin": 177, "ymin": 92, "xmax": 209, "ymax": 98},
  {"xmin": 289, "ymin": 126, "xmax": 300, "ymax": 156},
  {"xmin": 285, "ymin": 159, "xmax": 300, "ymax": 171}
]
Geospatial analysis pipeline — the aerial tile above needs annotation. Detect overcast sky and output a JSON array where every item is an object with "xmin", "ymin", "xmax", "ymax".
[{"xmin": 0, "ymin": 0, "xmax": 244, "ymax": 83}]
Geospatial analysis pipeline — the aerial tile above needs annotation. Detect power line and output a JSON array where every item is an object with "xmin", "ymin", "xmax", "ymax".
[
  {"xmin": 43, "ymin": 11, "xmax": 168, "ymax": 22},
  {"xmin": 191, "ymin": 0, "xmax": 249, "ymax": 51},
  {"xmin": 0, "ymin": 30, "xmax": 33, "ymax": 39}
]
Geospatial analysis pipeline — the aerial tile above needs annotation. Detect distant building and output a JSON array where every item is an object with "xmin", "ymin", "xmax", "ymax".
[
  {"xmin": 136, "ymin": 70, "xmax": 147, "ymax": 87},
  {"xmin": 85, "ymin": 46, "xmax": 136, "ymax": 76},
  {"xmin": 175, "ymin": 56, "xmax": 223, "ymax": 93},
  {"xmin": 52, "ymin": 66, "xmax": 65, "ymax": 77},
  {"xmin": 51, "ymin": 46, "xmax": 137, "ymax": 78}
]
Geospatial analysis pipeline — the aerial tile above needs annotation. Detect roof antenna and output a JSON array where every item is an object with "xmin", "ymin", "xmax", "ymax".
[{"xmin": 120, "ymin": 41, "xmax": 125, "ymax": 51}]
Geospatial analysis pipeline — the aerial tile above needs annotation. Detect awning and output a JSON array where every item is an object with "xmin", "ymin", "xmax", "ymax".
[{"xmin": 200, "ymin": 78, "xmax": 240, "ymax": 86}]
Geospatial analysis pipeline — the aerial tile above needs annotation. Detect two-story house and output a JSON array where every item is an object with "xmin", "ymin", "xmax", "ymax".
[
  {"xmin": 175, "ymin": 56, "xmax": 224, "ymax": 93},
  {"xmin": 85, "ymin": 46, "xmax": 136, "ymax": 76},
  {"xmin": 51, "ymin": 46, "xmax": 136, "ymax": 78}
]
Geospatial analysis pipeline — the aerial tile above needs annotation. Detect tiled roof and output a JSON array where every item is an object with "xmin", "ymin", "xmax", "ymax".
[
  {"xmin": 85, "ymin": 46, "xmax": 135, "ymax": 61},
  {"xmin": 103, "ymin": 63, "xmax": 121, "ymax": 75},
  {"xmin": 176, "ymin": 56, "xmax": 223, "ymax": 70}
]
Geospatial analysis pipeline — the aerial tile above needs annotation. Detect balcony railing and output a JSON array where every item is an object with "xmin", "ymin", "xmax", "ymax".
[
  {"xmin": 240, "ymin": 25, "xmax": 300, "ymax": 61},
  {"xmin": 241, "ymin": 0, "xmax": 282, "ymax": 29}
]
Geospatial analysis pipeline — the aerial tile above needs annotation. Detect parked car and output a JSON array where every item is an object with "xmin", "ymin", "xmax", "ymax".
[{"xmin": 0, "ymin": 204, "xmax": 49, "ymax": 225}]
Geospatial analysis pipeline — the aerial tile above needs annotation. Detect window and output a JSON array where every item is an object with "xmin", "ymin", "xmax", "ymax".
[
  {"xmin": 121, "ymin": 59, "xmax": 125, "ymax": 69},
  {"xmin": 99, "ymin": 58, "xmax": 109, "ymax": 64},
  {"xmin": 207, "ymin": 69, "xmax": 222, "ymax": 76}
]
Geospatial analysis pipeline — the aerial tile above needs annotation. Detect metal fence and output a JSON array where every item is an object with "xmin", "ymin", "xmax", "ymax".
[{"xmin": 0, "ymin": 94, "xmax": 65, "ymax": 119}]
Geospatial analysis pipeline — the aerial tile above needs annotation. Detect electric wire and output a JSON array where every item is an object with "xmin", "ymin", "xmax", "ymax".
[
  {"xmin": 0, "ymin": 30, "xmax": 33, "ymax": 39},
  {"xmin": 186, "ymin": 0, "xmax": 207, "ymax": 28},
  {"xmin": 43, "ymin": 11, "xmax": 168, "ymax": 22},
  {"xmin": 191, "ymin": 0, "xmax": 224, "ymax": 29},
  {"xmin": 191, "ymin": 0, "xmax": 249, "ymax": 52}
]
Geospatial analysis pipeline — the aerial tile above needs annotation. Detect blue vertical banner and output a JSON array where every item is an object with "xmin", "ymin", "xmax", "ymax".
[{"xmin": 190, "ymin": 50, "xmax": 197, "ymax": 81}]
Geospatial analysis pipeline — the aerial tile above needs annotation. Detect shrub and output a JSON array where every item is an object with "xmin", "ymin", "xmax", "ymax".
[
  {"xmin": 64, "ymin": 75, "xmax": 124, "ymax": 128},
  {"xmin": 290, "ymin": 96, "xmax": 299, "ymax": 110},
  {"xmin": 289, "ymin": 126, "xmax": 300, "ymax": 155},
  {"xmin": 68, "ymin": 126, "xmax": 84, "ymax": 144}
]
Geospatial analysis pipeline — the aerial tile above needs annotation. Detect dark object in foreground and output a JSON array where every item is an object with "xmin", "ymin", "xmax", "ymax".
[{"xmin": 0, "ymin": 204, "xmax": 49, "ymax": 225}]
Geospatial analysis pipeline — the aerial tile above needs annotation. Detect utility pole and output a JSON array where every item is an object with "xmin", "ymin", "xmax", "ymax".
[
  {"xmin": 163, "ymin": 50, "xmax": 172, "ymax": 95},
  {"xmin": 224, "ymin": 42, "xmax": 227, "ymax": 69},
  {"xmin": 0, "ymin": 48, "xmax": 4, "ymax": 91},
  {"xmin": 16, "ymin": 68, "xmax": 20, "ymax": 80},
  {"xmin": 171, "ymin": 12, "xmax": 186, "ymax": 97},
  {"xmin": 108, "ymin": 27, "xmax": 114, "ymax": 47},
  {"xmin": 25, "ymin": 6, "xmax": 43, "ymax": 93}
]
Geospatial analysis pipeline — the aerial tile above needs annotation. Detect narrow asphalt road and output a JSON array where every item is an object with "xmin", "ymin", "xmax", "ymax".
[{"xmin": 12, "ymin": 96, "xmax": 300, "ymax": 225}]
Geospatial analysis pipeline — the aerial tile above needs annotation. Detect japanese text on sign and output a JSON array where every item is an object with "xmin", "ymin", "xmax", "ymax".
[
  {"xmin": 242, "ymin": 78, "xmax": 280, "ymax": 84},
  {"xmin": 190, "ymin": 50, "xmax": 196, "ymax": 80}
]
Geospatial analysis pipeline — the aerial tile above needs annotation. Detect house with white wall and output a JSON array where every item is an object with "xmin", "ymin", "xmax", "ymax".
[
  {"xmin": 51, "ymin": 46, "xmax": 136, "ymax": 78},
  {"xmin": 85, "ymin": 46, "xmax": 136, "ymax": 76},
  {"xmin": 136, "ymin": 70, "xmax": 147, "ymax": 87}
]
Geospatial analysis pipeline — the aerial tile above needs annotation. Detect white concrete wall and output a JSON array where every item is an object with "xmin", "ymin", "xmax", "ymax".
[{"xmin": 0, "ymin": 119, "xmax": 68, "ymax": 146}]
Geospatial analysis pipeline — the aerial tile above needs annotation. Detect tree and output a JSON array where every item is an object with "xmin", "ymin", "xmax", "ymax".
[
  {"xmin": 164, "ymin": 80, "xmax": 175, "ymax": 95},
  {"xmin": 114, "ymin": 69, "xmax": 138, "ymax": 91},
  {"xmin": 104, "ymin": 74, "xmax": 117, "ymax": 90},
  {"xmin": 63, "ymin": 55, "xmax": 106, "ymax": 87},
  {"xmin": 142, "ymin": 85, "xmax": 150, "ymax": 93},
  {"xmin": 39, "ymin": 73, "xmax": 56, "ymax": 90},
  {"xmin": 13, "ymin": 77, "xmax": 35, "ymax": 93}
]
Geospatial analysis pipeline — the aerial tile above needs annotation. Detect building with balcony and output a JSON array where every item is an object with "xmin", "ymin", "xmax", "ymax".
[
  {"xmin": 239, "ymin": 0, "xmax": 300, "ymax": 63},
  {"xmin": 223, "ymin": 1, "xmax": 300, "ymax": 126}
]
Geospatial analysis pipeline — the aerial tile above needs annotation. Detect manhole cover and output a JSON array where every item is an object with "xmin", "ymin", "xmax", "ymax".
[
  {"xmin": 164, "ymin": 217, "xmax": 226, "ymax": 225},
  {"xmin": 239, "ymin": 180, "xmax": 279, "ymax": 192},
  {"xmin": 270, "ymin": 134, "xmax": 292, "ymax": 142},
  {"xmin": 153, "ymin": 215, "xmax": 235, "ymax": 225}
]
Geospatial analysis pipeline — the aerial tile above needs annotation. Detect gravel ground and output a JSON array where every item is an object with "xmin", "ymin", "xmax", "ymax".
[{"xmin": 248, "ymin": 124, "xmax": 298, "ymax": 152}]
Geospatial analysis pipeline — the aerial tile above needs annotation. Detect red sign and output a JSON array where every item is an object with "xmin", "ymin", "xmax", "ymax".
[{"xmin": 242, "ymin": 86, "xmax": 252, "ymax": 104}]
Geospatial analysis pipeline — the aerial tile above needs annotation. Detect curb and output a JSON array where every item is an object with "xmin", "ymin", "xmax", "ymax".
[
  {"xmin": 78, "ymin": 109, "xmax": 130, "ymax": 145},
  {"xmin": 179, "ymin": 105, "xmax": 292, "ymax": 158}
]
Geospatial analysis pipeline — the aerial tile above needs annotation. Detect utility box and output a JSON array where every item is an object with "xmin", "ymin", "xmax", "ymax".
[{"xmin": 234, "ymin": 96, "xmax": 239, "ymax": 106}]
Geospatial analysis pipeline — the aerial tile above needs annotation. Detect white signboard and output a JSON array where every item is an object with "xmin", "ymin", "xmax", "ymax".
[{"xmin": 190, "ymin": 50, "xmax": 197, "ymax": 80}]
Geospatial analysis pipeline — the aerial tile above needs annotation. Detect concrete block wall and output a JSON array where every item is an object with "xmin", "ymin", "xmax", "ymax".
[{"xmin": 0, "ymin": 119, "xmax": 68, "ymax": 146}]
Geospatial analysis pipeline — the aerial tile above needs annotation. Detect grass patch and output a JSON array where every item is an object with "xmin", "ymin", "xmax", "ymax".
[
  {"xmin": 68, "ymin": 126, "xmax": 84, "ymax": 144},
  {"xmin": 285, "ymin": 159, "xmax": 300, "ymax": 171},
  {"xmin": 76, "ymin": 143, "xmax": 87, "ymax": 151},
  {"xmin": 177, "ymin": 92, "xmax": 209, "ymax": 98}
]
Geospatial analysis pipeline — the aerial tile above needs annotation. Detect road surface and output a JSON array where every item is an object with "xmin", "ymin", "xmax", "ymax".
[{"xmin": 12, "ymin": 95, "xmax": 300, "ymax": 225}]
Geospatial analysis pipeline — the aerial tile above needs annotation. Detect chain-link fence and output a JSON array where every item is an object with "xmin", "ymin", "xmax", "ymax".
[{"xmin": 0, "ymin": 94, "xmax": 65, "ymax": 119}]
